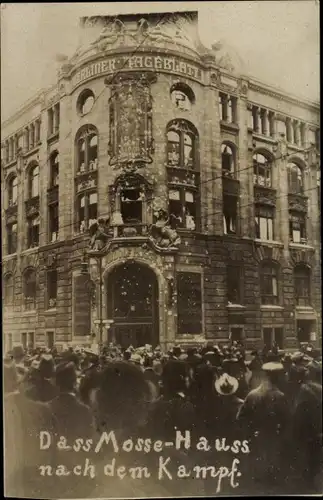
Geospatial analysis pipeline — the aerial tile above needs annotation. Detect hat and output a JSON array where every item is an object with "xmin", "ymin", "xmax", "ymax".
[
  {"xmin": 214, "ymin": 373, "xmax": 239, "ymax": 396},
  {"xmin": 39, "ymin": 354, "xmax": 55, "ymax": 379},
  {"xmin": 262, "ymin": 362, "xmax": 284, "ymax": 372},
  {"xmin": 55, "ymin": 361, "xmax": 77, "ymax": 390},
  {"xmin": 12, "ymin": 345, "xmax": 24, "ymax": 360}
]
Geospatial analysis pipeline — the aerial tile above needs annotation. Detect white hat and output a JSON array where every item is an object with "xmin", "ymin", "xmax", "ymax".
[{"xmin": 214, "ymin": 373, "xmax": 239, "ymax": 396}]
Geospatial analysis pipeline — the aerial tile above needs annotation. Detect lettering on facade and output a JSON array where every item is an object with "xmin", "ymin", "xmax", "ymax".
[{"xmin": 72, "ymin": 54, "xmax": 203, "ymax": 88}]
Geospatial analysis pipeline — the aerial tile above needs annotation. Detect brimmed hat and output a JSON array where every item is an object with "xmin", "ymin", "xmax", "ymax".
[
  {"xmin": 262, "ymin": 362, "xmax": 284, "ymax": 372},
  {"xmin": 214, "ymin": 373, "xmax": 239, "ymax": 396},
  {"xmin": 55, "ymin": 361, "xmax": 77, "ymax": 389},
  {"xmin": 39, "ymin": 354, "xmax": 55, "ymax": 379},
  {"xmin": 12, "ymin": 345, "xmax": 24, "ymax": 360}
]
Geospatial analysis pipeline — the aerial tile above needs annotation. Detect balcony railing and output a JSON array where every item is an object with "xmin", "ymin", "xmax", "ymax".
[{"xmin": 115, "ymin": 223, "xmax": 149, "ymax": 238}]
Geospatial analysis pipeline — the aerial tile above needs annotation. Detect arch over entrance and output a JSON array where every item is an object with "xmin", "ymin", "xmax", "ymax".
[{"xmin": 106, "ymin": 261, "xmax": 159, "ymax": 348}]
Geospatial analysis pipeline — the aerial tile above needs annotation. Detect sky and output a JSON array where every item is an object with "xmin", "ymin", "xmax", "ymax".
[{"xmin": 1, "ymin": 1, "xmax": 320, "ymax": 122}]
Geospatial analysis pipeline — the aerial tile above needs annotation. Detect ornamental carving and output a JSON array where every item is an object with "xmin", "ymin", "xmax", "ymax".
[
  {"xmin": 106, "ymin": 72, "xmax": 156, "ymax": 170},
  {"xmin": 254, "ymin": 186, "xmax": 276, "ymax": 207},
  {"xmin": 289, "ymin": 247, "xmax": 315, "ymax": 267},
  {"xmin": 25, "ymin": 196, "xmax": 40, "ymax": 217},
  {"xmin": 76, "ymin": 172, "xmax": 98, "ymax": 193},
  {"xmin": 88, "ymin": 218, "xmax": 112, "ymax": 251},
  {"xmin": 5, "ymin": 204, "xmax": 18, "ymax": 224},
  {"xmin": 44, "ymin": 252, "xmax": 57, "ymax": 269},
  {"xmin": 288, "ymin": 193, "xmax": 308, "ymax": 213},
  {"xmin": 149, "ymin": 209, "xmax": 181, "ymax": 250}
]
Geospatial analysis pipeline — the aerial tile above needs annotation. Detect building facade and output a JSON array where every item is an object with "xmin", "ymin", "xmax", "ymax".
[{"xmin": 2, "ymin": 12, "xmax": 321, "ymax": 352}]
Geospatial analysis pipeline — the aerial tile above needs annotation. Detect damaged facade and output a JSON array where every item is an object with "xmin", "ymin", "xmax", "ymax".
[{"xmin": 2, "ymin": 11, "xmax": 321, "ymax": 351}]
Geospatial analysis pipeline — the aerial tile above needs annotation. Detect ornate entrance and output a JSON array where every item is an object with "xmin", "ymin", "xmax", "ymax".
[{"xmin": 107, "ymin": 262, "xmax": 159, "ymax": 348}]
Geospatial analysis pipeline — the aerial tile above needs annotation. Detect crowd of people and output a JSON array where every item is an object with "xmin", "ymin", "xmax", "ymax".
[{"xmin": 4, "ymin": 339, "xmax": 322, "ymax": 498}]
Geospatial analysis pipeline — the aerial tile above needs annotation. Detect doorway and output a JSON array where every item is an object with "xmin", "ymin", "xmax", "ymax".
[{"xmin": 107, "ymin": 262, "xmax": 159, "ymax": 348}]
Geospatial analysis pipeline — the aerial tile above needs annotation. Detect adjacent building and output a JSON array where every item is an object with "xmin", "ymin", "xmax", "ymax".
[{"xmin": 2, "ymin": 11, "xmax": 321, "ymax": 352}]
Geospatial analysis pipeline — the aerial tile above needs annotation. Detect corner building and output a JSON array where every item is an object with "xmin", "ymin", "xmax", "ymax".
[{"xmin": 2, "ymin": 12, "xmax": 321, "ymax": 351}]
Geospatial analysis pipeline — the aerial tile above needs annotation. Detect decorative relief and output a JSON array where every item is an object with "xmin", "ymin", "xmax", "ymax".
[
  {"xmin": 5, "ymin": 204, "xmax": 18, "ymax": 224},
  {"xmin": 254, "ymin": 186, "xmax": 276, "ymax": 207},
  {"xmin": 149, "ymin": 209, "xmax": 181, "ymax": 250},
  {"xmin": 289, "ymin": 247, "xmax": 315, "ymax": 267},
  {"xmin": 25, "ymin": 196, "xmax": 40, "ymax": 217},
  {"xmin": 76, "ymin": 172, "xmax": 98, "ymax": 193},
  {"xmin": 44, "ymin": 252, "xmax": 57, "ymax": 269},
  {"xmin": 106, "ymin": 72, "xmax": 156, "ymax": 171},
  {"xmin": 254, "ymin": 242, "xmax": 283, "ymax": 264},
  {"xmin": 3, "ymin": 257, "xmax": 17, "ymax": 276},
  {"xmin": 288, "ymin": 193, "xmax": 308, "ymax": 213}
]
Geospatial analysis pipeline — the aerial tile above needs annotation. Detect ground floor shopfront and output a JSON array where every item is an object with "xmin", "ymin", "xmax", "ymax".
[{"xmin": 2, "ymin": 234, "xmax": 321, "ymax": 352}]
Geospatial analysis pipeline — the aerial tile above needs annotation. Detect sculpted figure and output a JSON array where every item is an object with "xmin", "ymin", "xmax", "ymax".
[
  {"xmin": 150, "ymin": 210, "xmax": 181, "ymax": 249},
  {"xmin": 88, "ymin": 218, "xmax": 111, "ymax": 251}
]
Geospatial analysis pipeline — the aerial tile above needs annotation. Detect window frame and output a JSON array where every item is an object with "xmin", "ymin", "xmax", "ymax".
[
  {"xmin": 263, "ymin": 326, "xmax": 284, "ymax": 348},
  {"xmin": 4, "ymin": 273, "xmax": 14, "ymax": 307},
  {"xmin": 176, "ymin": 271, "xmax": 203, "ymax": 335},
  {"xmin": 28, "ymin": 164, "xmax": 40, "ymax": 199},
  {"xmin": 294, "ymin": 264, "xmax": 311, "ymax": 307},
  {"xmin": 260, "ymin": 262, "xmax": 279, "ymax": 305},
  {"xmin": 223, "ymin": 193, "xmax": 239, "ymax": 235},
  {"xmin": 46, "ymin": 268, "xmax": 58, "ymax": 309},
  {"xmin": 221, "ymin": 143, "xmax": 236, "ymax": 178},
  {"xmin": 49, "ymin": 151, "xmax": 59, "ymax": 187},
  {"xmin": 253, "ymin": 152, "xmax": 272, "ymax": 188},
  {"xmin": 75, "ymin": 126, "xmax": 98, "ymax": 174},
  {"xmin": 168, "ymin": 185, "xmax": 199, "ymax": 231},
  {"xmin": 166, "ymin": 120, "xmax": 199, "ymax": 171},
  {"xmin": 7, "ymin": 222, "xmax": 18, "ymax": 254},
  {"xmin": 255, "ymin": 205, "xmax": 275, "ymax": 241},
  {"xmin": 287, "ymin": 162, "xmax": 304, "ymax": 195},
  {"xmin": 76, "ymin": 190, "xmax": 97, "ymax": 233},
  {"xmin": 8, "ymin": 175, "xmax": 18, "ymax": 206},
  {"xmin": 23, "ymin": 268, "xmax": 37, "ymax": 311},
  {"xmin": 227, "ymin": 263, "xmax": 243, "ymax": 304},
  {"xmin": 27, "ymin": 214, "xmax": 40, "ymax": 249}
]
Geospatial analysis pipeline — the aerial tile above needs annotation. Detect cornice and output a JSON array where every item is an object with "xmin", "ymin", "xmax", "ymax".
[{"xmin": 247, "ymin": 79, "xmax": 319, "ymax": 113}]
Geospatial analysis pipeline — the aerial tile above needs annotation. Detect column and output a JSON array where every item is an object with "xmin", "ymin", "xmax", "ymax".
[
  {"xmin": 269, "ymin": 111, "xmax": 275, "ymax": 137},
  {"xmin": 15, "ymin": 135, "xmax": 19, "ymax": 156},
  {"xmin": 53, "ymin": 104, "xmax": 60, "ymax": 133},
  {"xmin": 294, "ymin": 120, "xmax": 301, "ymax": 147},
  {"xmin": 9, "ymin": 137, "xmax": 14, "ymax": 161},
  {"xmin": 29, "ymin": 125, "xmax": 34, "ymax": 149},
  {"xmin": 286, "ymin": 118, "xmax": 293, "ymax": 143},
  {"xmin": 24, "ymin": 128, "xmax": 29, "ymax": 152},
  {"xmin": 300, "ymin": 123, "xmax": 306, "ymax": 147},
  {"xmin": 35, "ymin": 119, "xmax": 41, "ymax": 143},
  {"xmin": 48, "ymin": 108, "xmax": 53, "ymax": 136},
  {"xmin": 222, "ymin": 94, "xmax": 228, "ymax": 122},
  {"xmin": 247, "ymin": 103, "xmax": 253, "ymax": 129},
  {"xmin": 252, "ymin": 106, "xmax": 260, "ymax": 133},
  {"xmin": 5, "ymin": 140, "xmax": 9, "ymax": 163},
  {"xmin": 261, "ymin": 109, "xmax": 269, "ymax": 136}
]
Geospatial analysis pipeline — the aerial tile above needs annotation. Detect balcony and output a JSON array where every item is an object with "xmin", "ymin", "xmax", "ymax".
[
  {"xmin": 254, "ymin": 185, "xmax": 276, "ymax": 207},
  {"xmin": 288, "ymin": 193, "xmax": 308, "ymax": 213},
  {"xmin": 25, "ymin": 196, "xmax": 40, "ymax": 217},
  {"xmin": 115, "ymin": 223, "xmax": 149, "ymax": 238},
  {"xmin": 47, "ymin": 185, "xmax": 59, "ymax": 204},
  {"xmin": 5, "ymin": 203, "xmax": 18, "ymax": 224},
  {"xmin": 222, "ymin": 176, "xmax": 240, "ymax": 196}
]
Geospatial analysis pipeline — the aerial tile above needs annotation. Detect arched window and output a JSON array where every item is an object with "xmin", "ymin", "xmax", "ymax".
[
  {"xmin": 77, "ymin": 89, "xmax": 95, "ymax": 115},
  {"xmin": 76, "ymin": 191, "xmax": 97, "ymax": 233},
  {"xmin": 23, "ymin": 268, "xmax": 37, "ymax": 310},
  {"xmin": 8, "ymin": 175, "xmax": 18, "ymax": 206},
  {"xmin": 166, "ymin": 120, "xmax": 198, "ymax": 170},
  {"xmin": 253, "ymin": 152, "xmax": 272, "ymax": 187},
  {"xmin": 7, "ymin": 222, "xmax": 17, "ymax": 254},
  {"xmin": 75, "ymin": 126, "xmax": 98, "ymax": 174},
  {"xmin": 50, "ymin": 151, "xmax": 59, "ymax": 187},
  {"xmin": 287, "ymin": 162, "xmax": 304, "ymax": 194},
  {"xmin": 294, "ymin": 264, "xmax": 311, "ymax": 306},
  {"xmin": 28, "ymin": 164, "xmax": 39, "ymax": 198},
  {"xmin": 4, "ymin": 273, "xmax": 14, "ymax": 307},
  {"xmin": 260, "ymin": 262, "xmax": 279, "ymax": 305},
  {"xmin": 221, "ymin": 143, "xmax": 236, "ymax": 177}
]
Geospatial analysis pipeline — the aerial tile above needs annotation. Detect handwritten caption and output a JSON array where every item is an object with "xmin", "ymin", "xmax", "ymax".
[{"xmin": 39, "ymin": 431, "xmax": 250, "ymax": 493}]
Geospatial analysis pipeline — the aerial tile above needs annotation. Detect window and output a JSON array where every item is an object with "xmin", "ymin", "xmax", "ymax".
[
  {"xmin": 27, "ymin": 332, "xmax": 35, "ymax": 349},
  {"xmin": 263, "ymin": 327, "xmax": 284, "ymax": 348},
  {"xmin": 48, "ymin": 108, "xmax": 54, "ymax": 136},
  {"xmin": 294, "ymin": 265, "xmax": 311, "ymax": 306},
  {"xmin": 4, "ymin": 273, "xmax": 14, "ymax": 307},
  {"xmin": 287, "ymin": 162, "xmax": 304, "ymax": 194},
  {"xmin": 230, "ymin": 327, "xmax": 244, "ymax": 342},
  {"xmin": 76, "ymin": 191, "xmax": 97, "ymax": 233},
  {"xmin": 6, "ymin": 334, "xmax": 13, "ymax": 353},
  {"xmin": 23, "ymin": 268, "xmax": 37, "ymax": 310},
  {"xmin": 28, "ymin": 164, "xmax": 39, "ymax": 198},
  {"xmin": 21, "ymin": 332, "xmax": 27, "ymax": 349},
  {"xmin": 255, "ymin": 206, "xmax": 274, "ymax": 240},
  {"xmin": 177, "ymin": 272, "xmax": 202, "ymax": 334},
  {"xmin": 121, "ymin": 187, "xmax": 143, "ymax": 224},
  {"xmin": 221, "ymin": 144, "xmax": 235, "ymax": 177},
  {"xmin": 168, "ymin": 188, "xmax": 197, "ymax": 230},
  {"xmin": 7, "ymin": 222, "xmax": 17, "ymax": 254},
  {"xmin": 47, "ymin": 269, "xmax": 58, "ymax": 309},
  {"xmin": 227, "ymin": 265, "xmax": 242, "ymax": 304},
  {"xmin": 170, "ymin": 82, "xmax": 195, "ymax": 111},
  {"xmin": 166, "ymin": 120, "xmax": 198, "ymax": 169},
  {"xmin": 8, "ymin": 176, "xmax": 18, "ymax": 206},
  {"xmin": 223, "ymin": 194, "xmax": 238, "ymax": 234},
  {"xmin": 289, "ymin": 212, "xmax": 306, "ymax": 243},
  {"xmin": 50, "ymin": 152, "xmax": 59, "ymax": 187},
  {"xmin": 75, "ymin": 126, "xmax": 98, "ymax": 174},
  {"xmin": 77, "ymin": 89, "xmax": 95, "ymax": 115},
  {"xmin": 27, "ymin": 215, "xmax": 40, "ymax": 248},
  {"xmin": 46, "ymin": 331, "xmax": 54, "ymax": 349},
  {"xmin": 49, "ymin": 203, "xmax": 59, "ymax": 242},
  {"xmin": 253, "ymin": 153, "xmax": 272, "ymax": 187},
  {"xmin": 260, "ymin": 262, "xmax": 279, "ymax": 305}
]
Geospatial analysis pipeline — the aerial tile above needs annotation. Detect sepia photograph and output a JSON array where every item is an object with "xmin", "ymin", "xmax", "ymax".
[{"xmin": 1, "ymin": 1, "xmax": 321, "ymax": 498}]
